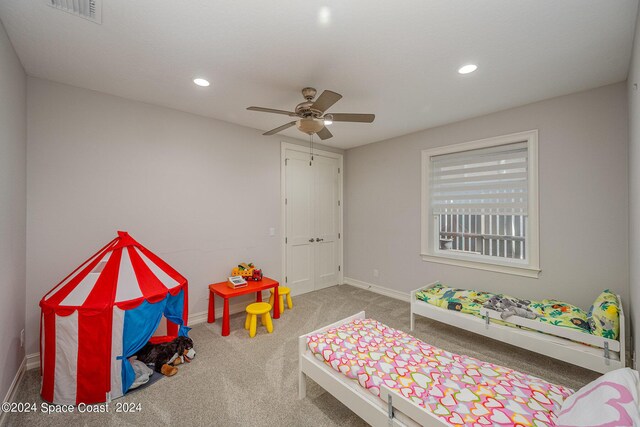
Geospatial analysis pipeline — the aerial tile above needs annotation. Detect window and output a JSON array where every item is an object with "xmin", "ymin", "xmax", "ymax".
[{"xmin": 421, "ymin": 130, "xmax": 540, "ymax": 277}]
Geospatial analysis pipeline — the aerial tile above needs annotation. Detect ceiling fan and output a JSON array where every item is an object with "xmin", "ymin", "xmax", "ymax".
[{"xmin": 247, "ymin": 87, "xmax": 375, "ymax": 140}]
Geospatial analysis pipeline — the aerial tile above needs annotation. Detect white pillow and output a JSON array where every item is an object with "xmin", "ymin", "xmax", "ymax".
[{"xmin": 556, "ymin": 368, "xmax": 640, "ymax": 427}]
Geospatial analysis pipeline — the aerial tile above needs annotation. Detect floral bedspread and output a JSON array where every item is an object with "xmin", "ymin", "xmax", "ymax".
[{"xmin": 307, "ymin": 318, "xmax": 573, "ymax": 426}]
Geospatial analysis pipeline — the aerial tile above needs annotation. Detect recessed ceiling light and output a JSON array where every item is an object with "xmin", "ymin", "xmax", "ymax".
[
  {"xmin": 458, "ymin": 64, "xmax": 478, "ymax": 74},
  {"xmin": 193, "ymin": 78, "xmax": 210, "ymax": 87},
  {"xmin": 318, "ymin": 6, "xmax": 331, "ymax": 26}
]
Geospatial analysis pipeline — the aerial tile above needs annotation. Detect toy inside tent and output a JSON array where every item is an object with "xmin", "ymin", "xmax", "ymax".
[{"xmin": 39, "ymin": 231, "xmax": 190, "ymax": 404}]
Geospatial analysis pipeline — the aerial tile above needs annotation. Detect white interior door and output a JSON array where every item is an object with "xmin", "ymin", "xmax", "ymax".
[
  {"xmin": 313, "ymin": 155, "xmax": 340, "ymax": 290},
  {"xmin": 285, "ymin": 149, "xmax": 315, "ymax": 294},
  {"xmin": 284, "ymin": 145, "xmax": 341, "ymax": 294}
]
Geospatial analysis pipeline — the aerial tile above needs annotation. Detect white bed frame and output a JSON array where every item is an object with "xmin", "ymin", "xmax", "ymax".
[
  {"xmin": 410, "ymin": 282, "xmax": 625, "ymax": 374},
  {"xmin": 298, "ymin": 312, "xmax": 448, "ymax": 427}
]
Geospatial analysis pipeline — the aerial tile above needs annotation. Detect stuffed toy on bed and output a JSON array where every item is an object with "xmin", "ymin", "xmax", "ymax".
[
  {"xmin": 484, "ymin": 295, "xmax": 538, "ymax": 320},
  {"xmin": 135, "ymin": 336, "xmax": 196, "ymax": 377}
]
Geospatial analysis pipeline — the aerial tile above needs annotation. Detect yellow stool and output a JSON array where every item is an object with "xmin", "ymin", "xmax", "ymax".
[
  {"xmin": 268, "ymin": 286, "xmax": 293, "ymax": 315},
  {"xmin": 244, "ymin": 302, "xmax": 273, "ymax": 338}
]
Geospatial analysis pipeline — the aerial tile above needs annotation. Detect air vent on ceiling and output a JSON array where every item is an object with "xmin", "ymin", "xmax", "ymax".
[{"xmin": 47, "ymin": 0, "xmax": 102, "ymax": 24}]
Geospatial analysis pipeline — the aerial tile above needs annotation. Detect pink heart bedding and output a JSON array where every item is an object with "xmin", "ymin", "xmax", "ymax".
[{"xmin": 307, "ymin": 318, "xmax": 574, "ymax": 426}]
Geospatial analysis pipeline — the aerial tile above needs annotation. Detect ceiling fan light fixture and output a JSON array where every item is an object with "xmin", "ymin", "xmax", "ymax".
[
  {"xmin": 247, "ymin": 87, "xmax": 375, "ymax": 140},
  {"xmin": 296, "ymin": 118, "xmax": 325, "ymax": 135},
  {"xmin": 324, "ymin": 114, "xmax": 333, "ymax": 126}
]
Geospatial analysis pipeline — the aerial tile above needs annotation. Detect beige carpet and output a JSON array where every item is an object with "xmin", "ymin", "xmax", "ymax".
[{"xmin": 4, "ymin": 284, "xmax": 599, "ymax": 427}]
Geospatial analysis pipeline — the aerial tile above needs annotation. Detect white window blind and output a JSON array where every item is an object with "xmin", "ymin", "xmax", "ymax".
[{"xmin": 430, "ymin": 141, "xmax": 528, "ymax": 215}]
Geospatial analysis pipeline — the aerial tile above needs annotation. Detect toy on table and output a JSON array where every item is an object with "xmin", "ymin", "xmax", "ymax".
[
  {"xmin": 231, "ymin": 263, "xmax": 263, "ymax": 281},
  {"xmin": 227, "ymin": 275, "xmax": 248, "ymax": 289},
  {"xmin": 252, "ymin": 268, "xmax": 263, "ymax": 281}
]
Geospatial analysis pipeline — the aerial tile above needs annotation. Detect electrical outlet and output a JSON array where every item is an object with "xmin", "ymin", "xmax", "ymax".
[
  {"xmin": 373, "ymin": 269, "xmax": 379, "ymax": 278},
  {"xmin": 20, "ymin": 329, "xmax": 24, "ymax": 347},
  {"xmin": 269, "ymin": 227, "xmax": 276, "ymax": 236}
]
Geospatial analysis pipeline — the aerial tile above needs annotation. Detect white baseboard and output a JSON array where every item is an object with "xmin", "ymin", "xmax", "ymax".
[
  {"xmin": 188, "ymin": 310, "xmax": 208, "ymax": 326},
  {"xmin": 343, "ymin": 277, "xmax": 410, "ymax": 302},
  {"xmin": 26, "ymin": 353, "xmax": 39, "ymax": 371},
  {"xmin": 1, "ymin": 356, "xmax": 26, "ymax": 424},
  {"xmin": 2, "ymin": 357, "xmax": 25, "ymax": 403}
]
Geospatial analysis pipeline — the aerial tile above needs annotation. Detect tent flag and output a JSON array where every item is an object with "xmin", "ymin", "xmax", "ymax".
[{"xmin": 121, "ymin": 298, "xmax": 167, "ymax": 394}]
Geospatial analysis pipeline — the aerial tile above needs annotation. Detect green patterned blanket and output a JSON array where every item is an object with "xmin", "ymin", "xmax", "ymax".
[{"xmin": 415, "ymin": 283, "xmax": 592, "ymax": 334}]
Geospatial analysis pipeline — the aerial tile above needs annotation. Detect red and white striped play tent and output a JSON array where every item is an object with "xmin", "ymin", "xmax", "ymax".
[{"xmin": 39, "ymin": 231, "xmax": 189, "ymax": 405}]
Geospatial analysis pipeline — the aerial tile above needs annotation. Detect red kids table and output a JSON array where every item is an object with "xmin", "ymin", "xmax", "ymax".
[{"xmin": 207, "ymin": 277, "xmax": 280, "ymax": 336}]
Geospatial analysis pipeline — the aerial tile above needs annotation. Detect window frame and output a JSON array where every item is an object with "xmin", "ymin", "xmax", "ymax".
[{"xmin": 421, "ymin": 130, "xmax": 540, "ymax": 278}]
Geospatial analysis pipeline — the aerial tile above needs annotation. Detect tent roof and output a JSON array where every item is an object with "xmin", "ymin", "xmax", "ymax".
[{"xmin": 40, "ymin": 231, "xmax": 187, "ymax": 314}]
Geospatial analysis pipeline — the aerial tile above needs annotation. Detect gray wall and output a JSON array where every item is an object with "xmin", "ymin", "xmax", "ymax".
[
  {"xmin": 20, "ymin": 61, "xmax": 635, "ymax": 361},
  {"xmin": 629, "ymin": 9, "xmax": 640, "ymax": 366},
  {"xmin": 0, "ymin": 19, "xmax": 27, "ymax": 398},
  {"xmin": 25, "ymin": 78, "xmax": 341, "ymax": 355},
  {"xmin": 345, "ymin": 83, "xmax": 629, "ymax": 312}
]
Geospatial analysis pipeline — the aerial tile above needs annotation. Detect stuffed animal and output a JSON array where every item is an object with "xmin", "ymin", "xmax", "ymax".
[
  {"xmin": 502, "ymin": 298, "xmax": 538, "ymax": 320},
  {"xmin": 484, "ymin": 296, "xmax": 538, "ymax": 320},
  {"xmin": 135, "ymin": 336, "xmax": 196, "ymax": 377}
]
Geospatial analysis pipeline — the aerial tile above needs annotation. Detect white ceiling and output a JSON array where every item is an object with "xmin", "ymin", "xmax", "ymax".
[{"xmin": 0, "ymin": 1, "xmax": 637, "ymax": 149}]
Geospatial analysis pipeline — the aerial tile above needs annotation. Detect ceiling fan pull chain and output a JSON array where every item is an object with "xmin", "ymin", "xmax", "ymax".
[{"xmin": 309, "ymin": 134, "xmax": 314, "ymax": 165}]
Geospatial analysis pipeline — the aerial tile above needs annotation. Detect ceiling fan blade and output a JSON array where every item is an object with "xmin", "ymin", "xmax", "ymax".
[
  {"xmin": 311, "ymin": 90, "xmax": 342, "ymax": 113},
  {"xmin": 263, "ymin": 121, "xmax": 297, "ymax": 136},
  {"xmin": 316, "ymin": 126, "xmax": 333, "ymax": 140},
  {"xmin": 247, "ymin": 106, "xmax": 297, "ymax": 117},
  {"xmin": 329, "ymin": 113, "xmax": 375, "ymax": 123}
]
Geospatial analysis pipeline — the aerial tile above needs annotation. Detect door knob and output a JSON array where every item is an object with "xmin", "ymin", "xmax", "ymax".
[
  {"xmin": 308, "ymin": 238, "xmax": 314, "ymax": 242},
  {"xmin": 315, "ymin": 238, "xmax": 324, "ymax": 242}
]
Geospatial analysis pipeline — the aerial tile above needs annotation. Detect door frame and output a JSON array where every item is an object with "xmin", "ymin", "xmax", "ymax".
[{"xmin": 281, "ymin": 141, "xmax": 344, "ymax": 295}]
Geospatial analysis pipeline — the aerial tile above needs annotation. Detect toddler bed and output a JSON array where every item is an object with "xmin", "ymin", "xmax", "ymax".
[
  {"xmin": 298, "ymin": 313, "xmax": 640, "ymax": 426},
  {"xmin": 410, "ymin": 282, "xmax": 625, "ymax": 374}
]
